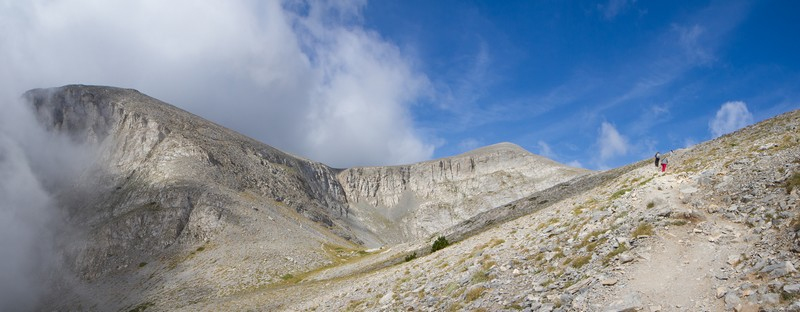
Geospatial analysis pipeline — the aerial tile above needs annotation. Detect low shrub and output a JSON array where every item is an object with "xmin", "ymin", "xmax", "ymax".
[{"xmin": 432, "ymin": 236, "xmax": 450, "ymax": 253}]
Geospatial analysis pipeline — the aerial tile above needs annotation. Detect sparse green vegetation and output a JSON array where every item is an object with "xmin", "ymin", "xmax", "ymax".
[
  {"xmin": 432, "ymin": 236, "xmax": 450, "ymax": 253},
  {"xmin": 465, "ymin": 286, "xmax": 486, "ymax": 302},
  {"xmin": 671, "ymin": 220, "xmax": 688, "ymax": 226},
  {"xmin": 404, "ymin": 253, "xmax": 417, "ymax": 262},
  {"xmin": 609, "ymin": 188, "xmax": 631, "ymax": 201},
  {"xmin": 604, "ymin": 245, "xmax": 628, "ymax": 264},
  {"xmin": 280, "ymin": 273, "xmax": 294, "ymax": 281},
  {"xmin": 471, "ymin": 270, "xmax": 491, "ymax": 283},
  {"xmin": 138, "ymin": 262, "xmax": 147, "ymax": 268},
  {"xmin": 570, "ymin": 254, "xmax": 592, "ymax": 268},
  {"xmin": 785, "ymin": 172, "xmax": 800, "ymax": 194},
  {"xmin": 196, "ymin": 246, "xmax": 205, "ymax": 252},
  {"xmin": 631, "ymin": 223, "xmax": 654, "ymax": 237},
  {"xmin": 790, "ymin": 216, "xmax": 800, "ymax": 232},
  {"xmin": 646, "ymin": 201, "xmax": 655, "ymax": 209}
]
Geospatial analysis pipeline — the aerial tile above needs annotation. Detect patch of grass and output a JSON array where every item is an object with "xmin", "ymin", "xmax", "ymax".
[
  {"xmin": 604, "ymin": 245, "xmax": 628, "ymax": 265},
  {"xmin": 432, "ymin": 236, "xmax": 450, "ymax": 253},
  {"xmin": 346, "ymin": 299, "xmax": 365, "ymax": 310},
  {"xmin": 786, "ymin": 172, "xmax": 800, "ymax": 194},
  {"xmin": 138, "ymin": 262, "xmax": 147, "ymax": 268},
  {"xmin": 790, "ymin": 216, "xmax": 800, "ymax": 232},
  {"xmin": 280, "ymin": 273, "xmax": 294, "ymax": 281},
  {"xmin": 404, "ymin": 253, "xmax": 417, "ymax": 262},
  {"xmin": 552, "ymin": 247, "xmax": 565, "ymax": 260},
  {"xmin": 465, "ymin": 286, "xmax": 486, "ymax": 302},
  {"xmin": 646, "ymin": 201, "xmax": 655, "ymax": 209},
  {"xmin": 471, "ymin": 270, "xmax": 491, "ymax": 283},
  {"xmin": 670, "ymin": 220, "xmax": 688, "ymax": 226},
  {"xmin": 196, "ymin": 246, "xmax": 205, "ymax": 252},
  {"xmin": 585, "ymin": 237, "xmax": 607, "ymax": 252},
  {"xmin": 631, "ymin": 223, "xmax": 654, "ymax": 237},
  {"xmin": 443, "ymin": 282, "xmax": 459, "ymax": 296},
  {"xmin": 610, "ymin": 188, "xmax": 631, "ymax": 201},
  {"xmin": 570, "ymin": 254, "xmax": 592, "ymax": 268},
  {"xmin": 488, "ymin": 238, "xmax": 505, "ymax": 247}
]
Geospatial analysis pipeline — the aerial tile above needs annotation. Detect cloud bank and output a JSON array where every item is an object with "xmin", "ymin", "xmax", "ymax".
[
  {"xmin": 0, "ymin": 95, "xmax": 92, "ymax": 310},
  {"xmin": 0, "ymin": 0, "xmax": 434, "ymax": 168},
  {"xmin": 709, "ymin": 101, "xmax": 753, "ymax": 138},
  {"xmin": 598, "ymin": 122, "xmax": 629, "ymax": 164}
]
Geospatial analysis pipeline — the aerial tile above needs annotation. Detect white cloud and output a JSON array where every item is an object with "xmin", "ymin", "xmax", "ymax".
[
  {"xmin": 537, "ymin": 140, "xmax": 556, "ymax": 159},
  {"xmin": 598, "ymin": 0, "xmax": 635, "ymax": 20},
  {"xmin": 598, "ymin": 121, "xmax": 629, "ymax": 161},
  {"xmin": 566, "ymin": 160, "xmax": 584, "ymax": 168},
  {"xmin": 457, "ymin": 138, "xmax": 481, "ymax": 152},
  {"xmin": 709, "ymin": 101, "xmax": 753, "ymax": 138},
  {"xmin": 673, "ymin": 24, "xmax": 714, "ymax": 65},
  {"xmin": 0, "ymin": 0, "xmax": 434, "ymax": 168}
]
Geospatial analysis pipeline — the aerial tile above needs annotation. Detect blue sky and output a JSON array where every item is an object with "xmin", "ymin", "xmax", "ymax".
[
  {"xmin": 2, "ymin": 0, "xmax": 799, "ymax": 169},
  {"xmin": 361, "ymin": 0, "xmax": 800, "ymax": 168}
]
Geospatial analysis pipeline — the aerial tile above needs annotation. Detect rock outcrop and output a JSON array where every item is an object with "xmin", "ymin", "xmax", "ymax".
[{"xmin": 339, "ymin": 143, "xmax": 588, "ymax": 245}]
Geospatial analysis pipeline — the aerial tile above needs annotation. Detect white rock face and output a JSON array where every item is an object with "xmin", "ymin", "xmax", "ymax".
[
  {"xmin": 25, "ymin": 85, "xmax": 589, "ymax": 309},
  {"xmin": 339, "ymin": 143, "xmax": 588, "ymax": 245}
]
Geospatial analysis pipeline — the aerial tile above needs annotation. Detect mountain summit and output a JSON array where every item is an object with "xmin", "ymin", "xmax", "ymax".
[{"xmin": 25, "ymin": 85, "xmax": 586, "ymax": 310}]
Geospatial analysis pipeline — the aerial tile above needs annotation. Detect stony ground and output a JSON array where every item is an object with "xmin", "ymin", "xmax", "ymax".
[{"xmin": 168, "ymin": 109, "xmax": 800, "ymax": 312}]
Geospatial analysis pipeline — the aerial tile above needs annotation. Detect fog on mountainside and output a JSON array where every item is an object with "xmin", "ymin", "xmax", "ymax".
[{"xmin": 0, "ymin": 94, "xmax": 96, "ymax": 310}]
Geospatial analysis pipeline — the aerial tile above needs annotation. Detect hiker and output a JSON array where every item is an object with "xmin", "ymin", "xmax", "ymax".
[
  {"xmin": 661, "ymin": 154, "xmax": 669, "ymax": 172},
  {"xmin": 654, "ymin": 152, "xmax": 660, "ymax": 169}
]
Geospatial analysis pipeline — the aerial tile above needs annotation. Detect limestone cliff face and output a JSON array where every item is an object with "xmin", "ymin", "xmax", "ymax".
[
  {"xmin": 26, "ymin": 85, "xmax": 589, "ymax": 308},
  {"xmin": 338, "ymin": 143, "xmax": 589, "ymax": 245},
  {"xmin": 26, "ymin": 85, "xmax": 353, "ymax": 279}
]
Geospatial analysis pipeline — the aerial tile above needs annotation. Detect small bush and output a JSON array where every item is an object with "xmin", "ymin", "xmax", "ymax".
[
  {"xmin": 138, "ymin": 262, "xmax": 147, "ymax": 268},
  {"xmin": 280, "ymin": 273, "xmax": 294, "ymax": 281},
  {"xmin": 404, "ymin": 253, "xmax": 417, "ymax": 262},
  {"xmin": 646, "ymin": 201, "xmax": 655, "ymax": 209},
  {"xmin": 432, "ymin": 236, "xmax": 450, "ymax": 253}
]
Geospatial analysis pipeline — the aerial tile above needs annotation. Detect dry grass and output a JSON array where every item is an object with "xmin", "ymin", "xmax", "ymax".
[
  {"xmin": 631, "ymin": 223, "xmax": 654, "ymax": 237},
  {"xmin": 786, "ymin": 172, "xmax": 800, "ymax": 194},
  {"xmin": 465, "ymin": 286, "xmax": 486, "ymax": 302}
]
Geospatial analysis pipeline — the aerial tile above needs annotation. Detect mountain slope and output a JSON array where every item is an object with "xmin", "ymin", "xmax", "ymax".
[
  {"xmin": 199, "ymin": 109, "xmax": 800, "ymax": 311},
  {"xmin": 25, "ymin": 85, "xmax": 587, "ymax": 310},
  {"xmin": 339, "ymin": 142, "xmax": 588, "ymax": 246}
]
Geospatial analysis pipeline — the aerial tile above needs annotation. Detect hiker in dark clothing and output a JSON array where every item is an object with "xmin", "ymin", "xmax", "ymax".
[{"xmin": 654, "ymin": 152, "xmax": 660, "ymax": 169}]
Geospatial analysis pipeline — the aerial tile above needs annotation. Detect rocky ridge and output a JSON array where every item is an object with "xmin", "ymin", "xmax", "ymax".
[
  {"xmin": 197, "ymin": 109, "xmax": 800, "ymax": 311},
  {"xmin": 339, "ymin": 143, "xmax": 587, "ymax": 246},
  {"xmin": 25, "ymin": 85, "xmax": 585, "ymax": 311}
]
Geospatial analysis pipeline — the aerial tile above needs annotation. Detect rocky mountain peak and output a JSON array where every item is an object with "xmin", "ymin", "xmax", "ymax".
[{"xmin": 24, "ymin": 85, "xmax": 591, "ymax": 310}]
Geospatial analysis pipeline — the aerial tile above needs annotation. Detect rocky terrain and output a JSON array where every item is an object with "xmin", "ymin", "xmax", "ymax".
[
  {"xmin": 20, "ymin": 85, "xmax": 800, "ymax": 311},
  {"xmin": 24, "ymin": 85, "xmax": 586, "ymax": 311},
  {"xmin": 209, "ymin": 108, "xmax": 796, "ymax": 312}
]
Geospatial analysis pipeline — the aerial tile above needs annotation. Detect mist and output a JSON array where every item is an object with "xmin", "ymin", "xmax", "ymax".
[
  {"xmin": 0, "ymin": 0, "xmax": 435, "ymax": 168},
  {"xmin": 0, "ymin": 93, "xmax": 96, "ymax": 310}
]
